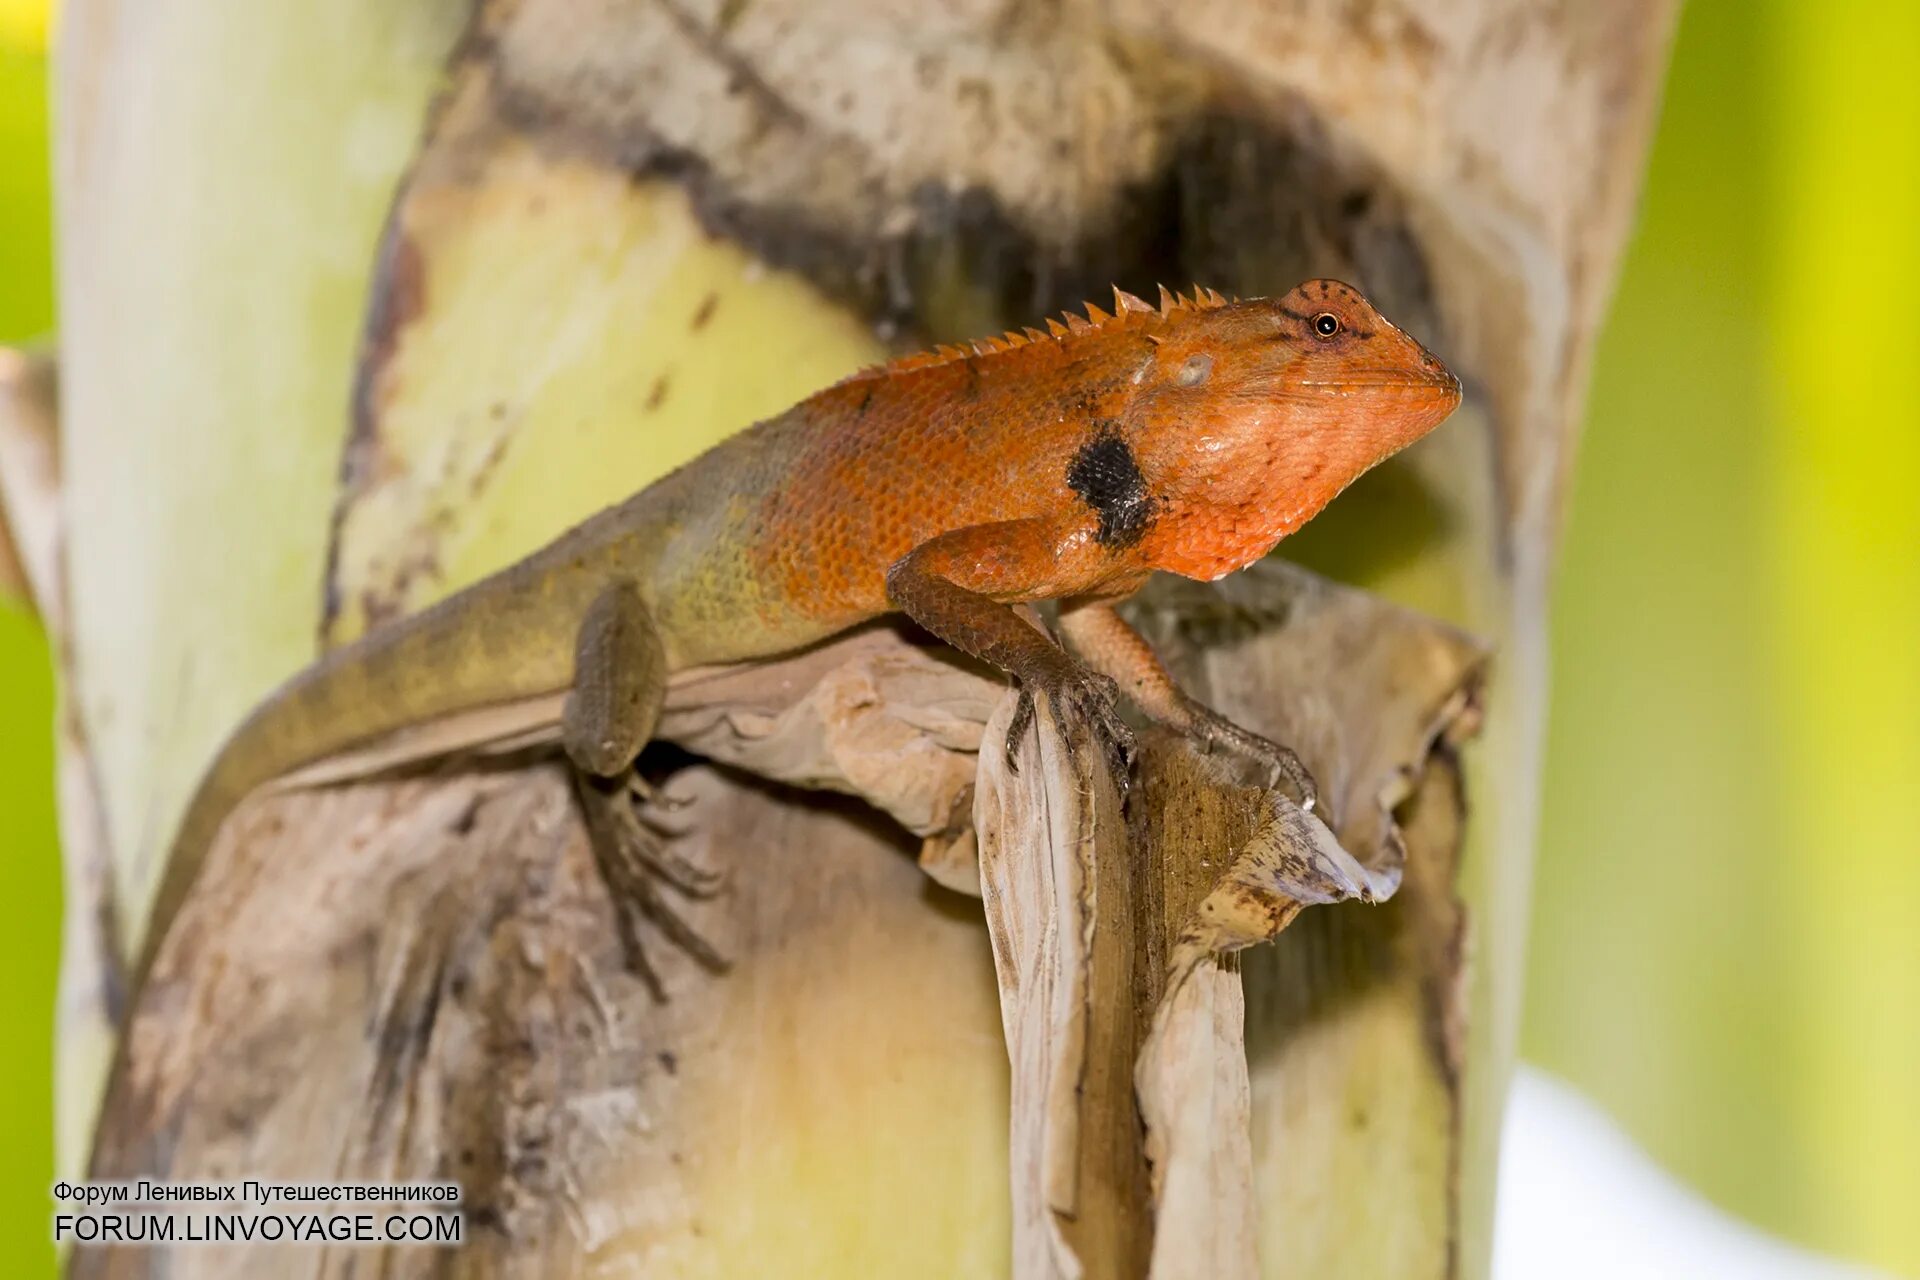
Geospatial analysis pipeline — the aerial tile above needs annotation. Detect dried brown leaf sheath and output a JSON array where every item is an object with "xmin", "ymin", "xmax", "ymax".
[{"xmin": 978, "ymin": 563, "xmax": 1483, "ymax": 1279}]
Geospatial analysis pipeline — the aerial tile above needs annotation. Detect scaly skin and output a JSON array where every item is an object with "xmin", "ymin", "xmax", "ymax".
[{"xmin": 136, "ymin": 279, "xmax": 1460, "ymax": 998}]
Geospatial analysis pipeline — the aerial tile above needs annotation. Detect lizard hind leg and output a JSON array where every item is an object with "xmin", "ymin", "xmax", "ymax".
[
  {"xmin": 562, "ymin": 580, "xmax": 668, "ymax": 779},
  {"xmin": 562, "ymin": 582, "xmax": 728, "ymax": 998},
  {"xmin": 1057, "ymin": 600, "xmax": 1319, "ymax": 812}
]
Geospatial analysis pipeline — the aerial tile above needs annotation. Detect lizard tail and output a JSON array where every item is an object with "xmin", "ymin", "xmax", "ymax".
[
  {"xmin": 128, "ymin": 709, "xmax": 288, "ymax": 995},
  {"xmin": 125, "ymin": 556, "xmax": 594, "ymax": 996}
]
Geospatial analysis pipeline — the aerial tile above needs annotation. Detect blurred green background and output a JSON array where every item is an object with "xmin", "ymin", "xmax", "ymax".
[
  {"xmin": 1, "ymin": 1, "xmax": 1915, "ymax": 1277},
  {"xmin": 0, "ymin": 1, "xmax": 61, "ymax": 1278},
  {"xmin": 1526, "ymin": 1, "xmax": 1919, "ymax": 1275}
]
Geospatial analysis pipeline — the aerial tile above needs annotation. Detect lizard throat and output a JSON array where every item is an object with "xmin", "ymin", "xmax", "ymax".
[{"xmin": 1147, "ymin": 494, "xmax": 1313, "ymax": 581}]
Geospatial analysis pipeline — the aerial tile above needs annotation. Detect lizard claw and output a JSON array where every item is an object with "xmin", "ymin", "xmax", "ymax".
[
  {"xmin": 1252, "ymin": 738, "xmax": 1319, "ymax": 814},
  {"xmin": 573, "ymin": 772, "xmax": 730, "ymax": 1001},
  {"xmin": 1187, "ymin": 705, "xmax": 1319, "ymax": 814},
  {"xmin": 1003, "ymin": 666, "xmax": 1136, "ymax": 784}
]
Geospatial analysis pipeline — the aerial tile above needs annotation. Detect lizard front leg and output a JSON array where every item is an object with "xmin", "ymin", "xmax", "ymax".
[
  {"xmin": 885, "ymin": 520, "xmax": 1135, "ymax": 773},
  {"xmin": 562, "ymin": 580, "xmax": 726, "ymax": 997},
  {"xmin": 1056, "ymin": 599, "xmax": 1319, "ymax": 812}
]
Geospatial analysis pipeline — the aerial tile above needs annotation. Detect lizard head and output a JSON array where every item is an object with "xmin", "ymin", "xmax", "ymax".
[{"xmin": 1130, "ymin": 279, "xmax": 1462, "ymax": 580}]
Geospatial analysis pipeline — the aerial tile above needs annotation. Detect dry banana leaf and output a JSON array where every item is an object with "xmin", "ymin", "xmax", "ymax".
[
  {"xmin": 0, "ymin": 349, "xmax": 126, "ymax": 1179},
  {"xmin": 82, "ymin": 562, "xmax": 1480, "ymax": 1280},
  {"xmin": 0, "ymin": 347, "xmax": 57, "ymax": 614},
  {"xmin": 977, "ymin": 562, "xmax": 1484, "ymax": 1280}
]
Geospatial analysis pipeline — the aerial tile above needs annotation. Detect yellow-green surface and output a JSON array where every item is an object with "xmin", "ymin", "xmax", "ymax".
[
  {"xmin": 0, "ymin": 14, "xmax": 59, "ymax": 1280},
  {"xmin": 1764, "ymin": 1, "xmax": 1920, "ymax": 1265},
  {"xmin": 1525, "ymin": 1, "xmax": 1920, "ymax": 1275},
  {"xmin": 56, "ymin": 0, "xmax": 469, "ymax": 961},
  {"xmin": 2, "ymin": 0, "xmax": 1918, "ymax": 1277}
]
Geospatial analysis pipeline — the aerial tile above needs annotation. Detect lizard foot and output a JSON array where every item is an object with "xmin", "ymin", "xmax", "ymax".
[
  {"xmin": 1186, "ymin": 703, "xmax": 1320, "ymax": 814},
  {"xmin": 1005, "ymin": 664, "xmax": 1136, "ymax": 782},
  {"xmin": 573, "ymin": 771, "xmax": 730, "ymax": 1001}
]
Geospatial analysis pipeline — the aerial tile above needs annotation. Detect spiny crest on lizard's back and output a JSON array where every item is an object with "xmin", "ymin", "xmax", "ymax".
[{"xmin": 836, "ymin": 285, "xmax": 1238, "ymax": 385}]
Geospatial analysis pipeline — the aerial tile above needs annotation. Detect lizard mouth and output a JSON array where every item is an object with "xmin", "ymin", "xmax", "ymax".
[
  {"xmin": 1283, "ymin": 368, "xmax": 1462, "ymax": 440},
  {"xmin": 1294, "ymin": 369, "xmax": 1461, "ymax": 392},
  {"xmin": 1306, "ymin": 360, "xmax": 1461, "ymax": 399},
  {"xmin": 1281, "ymin": 375, "xmax": 1461, "ymax": 403}
]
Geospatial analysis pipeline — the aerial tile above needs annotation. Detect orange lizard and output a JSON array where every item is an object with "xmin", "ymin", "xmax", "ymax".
[{"xmin": 135, "ymin": 279, "xmax": 1460, "ymax": 997}]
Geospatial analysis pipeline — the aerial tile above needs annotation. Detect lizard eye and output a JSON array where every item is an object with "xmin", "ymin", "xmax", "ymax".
[{"xmin": 1312, "ymin": 312, "xmax": 1341, "ymax": 338}]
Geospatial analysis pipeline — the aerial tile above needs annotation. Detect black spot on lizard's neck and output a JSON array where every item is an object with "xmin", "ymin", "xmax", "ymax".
[{"xmin": 1067, "ymin": 425, "xmax": 1156, "ymax": 549}]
